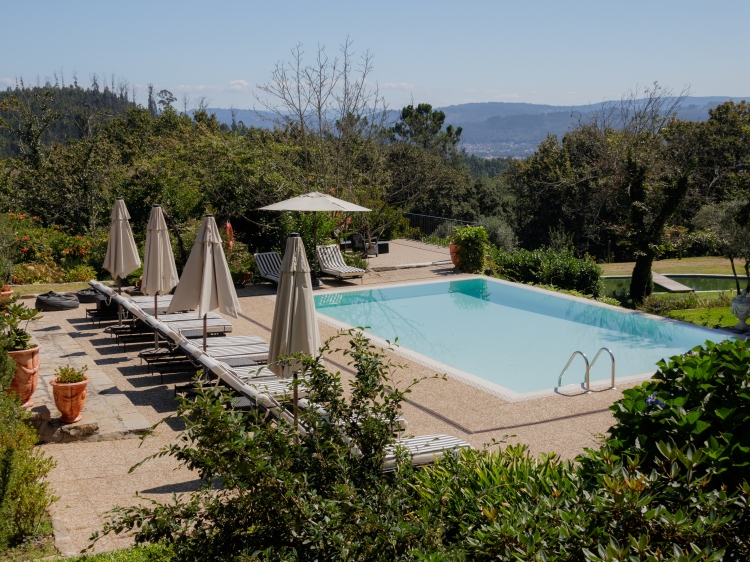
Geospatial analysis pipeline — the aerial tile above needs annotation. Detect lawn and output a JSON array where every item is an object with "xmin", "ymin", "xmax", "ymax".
[
  {"xmin": 669, "ymin": 307, "xmax": 737, "ymax": 329},
  {"xmin": 600, "ymin": 256, "xmax": 736, "ymax": 276},
  {"xmin": 8, "ymin": 281, "xmax": 113, "ymax": 296}
]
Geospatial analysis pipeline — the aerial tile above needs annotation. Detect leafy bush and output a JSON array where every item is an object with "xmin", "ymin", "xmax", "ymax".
[
  {"xmin": 96, "ymin": 331, "xmax": 425, "ymax": 560},
  {"xmin": 601, "ymin": 338, "xmax": 750, "ymax": 491},
  {"xmin": 478, "ymin": 215, "xmax": 516, "ymax": 252},
  {"xmin": 489, "ymin": 247, "xmax": 603, "ymax": 297},
  {"xmin": 0, "ymin": 337, "xmax": 57, "ymax": 550},
  {"xmin": 638, "ymin": 291, "xmax": 734, "ymax": 315},
  {"xmin": 451, "ymin": 225, "xmax": 488, "ymax": 273},
  {"xmin": 11, "ymin": 262, "xmax": 65, "ymax": 284},
  {"xmin": 343, "ymin": 251, "xmax": 369, "ymax": 270},
  {"xmin": 64, "ymin": 264, "xmax": 98, "ymax": 282},
  {"xmin": 0, "ymin": 296, "xmax": 41, "ymax": 351},
  {"xmin": 0, "ymin": 214, "xmax": 15, "ymax": 285},
  {"xmin": 54, "ymin": 364, "xmax": 88, "ymax": 384}
]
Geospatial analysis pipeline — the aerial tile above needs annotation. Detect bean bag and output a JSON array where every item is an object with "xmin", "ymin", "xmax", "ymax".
[
  {"xmin": 35, "ymin": 292, "xmax": 80, "ymax": 311},
  {"xmin": 75, "ymin": 288, "xmax": 103, "ymax": 303}
]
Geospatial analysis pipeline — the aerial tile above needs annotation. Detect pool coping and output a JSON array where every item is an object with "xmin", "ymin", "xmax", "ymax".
[{"xmin": 313, "ymin": 275, "xmax": 739, "ymax": 403}]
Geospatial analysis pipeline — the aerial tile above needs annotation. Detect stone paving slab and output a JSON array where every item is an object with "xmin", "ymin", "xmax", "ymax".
[{"xmin": 29, "ymin": 317, "xmax": 151, "ymax": 444}]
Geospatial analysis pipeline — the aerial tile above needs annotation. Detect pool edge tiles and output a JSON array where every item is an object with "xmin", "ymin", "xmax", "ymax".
[{"xmin": 313, "ymin": 276, "xmax": 737, "ymax": 402}]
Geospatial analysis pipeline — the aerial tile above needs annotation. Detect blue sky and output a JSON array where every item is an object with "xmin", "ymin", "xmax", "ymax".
[{"xmin": 2, "ymin": 0, "xmax": 748, "ymax": 109}]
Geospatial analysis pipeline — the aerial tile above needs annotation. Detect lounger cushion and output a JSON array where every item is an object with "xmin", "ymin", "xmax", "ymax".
[
  {"xmin": 316, "ymin": 245, "xmax": 366, "ymax": 279},
  {"xmin": 254, "ymin": 252, "xmax": 282, "ymax": 283}
]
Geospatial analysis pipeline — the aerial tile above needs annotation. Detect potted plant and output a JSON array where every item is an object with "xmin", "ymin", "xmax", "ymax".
[
  {"xmin": 50, "ymin": 364, "xmax": 89, "ymax": 423},
  {"xmin": 1, "ymin": 296, "xmax": 42, "ymax": 407},
  {"xmin": 0, "ymin": 284, "xmax": 12, "ymax": 298},
  {"xmin": 450, "ymin": 226, "xmax": 489, "ymax": 273}
]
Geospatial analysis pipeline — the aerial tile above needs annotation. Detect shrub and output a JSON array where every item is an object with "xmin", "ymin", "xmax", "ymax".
[
  {"xmin": 451, "ymin": 225, "xmax": 488, "ymax": 273},
  {"xmin": 343, "ymin": 251, "xmax": 369, "ymax": 270},
  {"xmin": 11, "ymin": 262, "xmax": 65, "ymax": 284},
  {"xmin": 95, "ymin": 331, "xmax": 426, "ymax": 559},
  {"xmin": 0, "ymin": 337, "xmax": 57, "ymax": 550},
  {"xmin": 478, "ymin": 215, "xmax": 516, "ymax": 252},
  {"xmin": 489, "ymin": 247, "xmax": 602, "ymax": 297},
  {"xmin": 600, "ymin": 338, "xmax": 750, "ymax": 491},
  {"xmin": 64, "ymin": 264, "xmax": 98, "ymax": 282},
  {"xmin": 54, "ymin": 364, "xmax": 88, "ymax": 384},
  {"xmin": 638, "ymin": 291, "xmax": 734, "ymax": 315}
]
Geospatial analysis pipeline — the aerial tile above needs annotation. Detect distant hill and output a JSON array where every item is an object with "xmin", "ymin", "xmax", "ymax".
[
  {"xmin": 438, "ymin": 97, "xmax": 749, "ymax": 157},
  {"xmin": 203, "ymin": 96, "xmax": 750, "ymax": 158}
]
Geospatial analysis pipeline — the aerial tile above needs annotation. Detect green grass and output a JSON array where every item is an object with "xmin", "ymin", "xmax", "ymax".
[
  {"xmin": 669, "ymin": 307, "xmax": 737, "ymax": 329},
  {"xmin": 8, "ymin": 281, "xmax": 114, "ymax": 296},
  {"xmin": 65, "ymin": 543, "xmax": 172, "ymax": 561},
  {"xmin": 601, "ymin": 256, "xmax": 736, "ymax": 276}
]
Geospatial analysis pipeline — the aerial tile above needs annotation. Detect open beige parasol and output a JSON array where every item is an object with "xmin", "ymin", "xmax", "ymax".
[
  {"xmin": 259, "ymin": 191, "xmax": 370, "ymax": 285},
  {"xmin": 167, "ymin": 215, "xmax": 240, "ymax": 348}
]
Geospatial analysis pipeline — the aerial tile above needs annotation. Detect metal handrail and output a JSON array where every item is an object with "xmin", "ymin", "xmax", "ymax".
[
  {"xmin": 590, "ymin": 347, "xmax": 616, "ymax": 389},
  {"xmin": 557, "ymin": 351, "xmax": 591, "ymax": 393}
]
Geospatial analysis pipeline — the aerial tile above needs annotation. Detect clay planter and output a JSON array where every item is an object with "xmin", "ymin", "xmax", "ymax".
[
  {"xmin": 449, "ymin": 243, "xmax": 461, "ymax": 268},
  {"xmin": 0, "ymin": 288, "xmax": 12, "ymax": 298},
  {"xmin": 7, "ymin": 344, "xmax": 41, "ymax": 408},
  {"xmin": 50, "ymin": 376, "xmax": 89, "ymax": 423}
]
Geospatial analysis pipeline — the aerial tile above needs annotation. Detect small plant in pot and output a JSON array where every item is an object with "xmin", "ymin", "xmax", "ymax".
[
  {"xmin": 50, "ymin": 364, "xmax": 89, "ymax": 423},
  {"xmin": 0, "ymin": 283, "xmax": 11, "ymax": 298},
  {"xmin": 1, "ymin": 296, "xmax": 42, "ymax": 407}
]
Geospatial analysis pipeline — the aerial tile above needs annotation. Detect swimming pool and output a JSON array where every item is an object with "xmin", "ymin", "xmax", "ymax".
[{"xmin": 314, "ymin": 278, "xmax": 733, "ymax": 399}]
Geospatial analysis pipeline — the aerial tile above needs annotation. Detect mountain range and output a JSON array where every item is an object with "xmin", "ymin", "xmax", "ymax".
[{"xmin": 206, "ymin": 96, "xmax": 749, "ymax": 158}]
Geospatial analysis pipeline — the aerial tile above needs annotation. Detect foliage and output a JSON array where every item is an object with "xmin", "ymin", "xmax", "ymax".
[
  {"xmin": 11, "ymin": 263, "xmax": 64, "ymax": 285},
  {"xmin": 343, "ymin": 251, "xmax": 369, "ymax": 270},
  {"xmin": 600, "ymin": 338, "xmax": 750, "ymax": 490},
  {"xmin": 0, "ymin": 337, "xmax": 57, "ymax": 551},
  {"xmin": 450, "ymin": 225, "xmax": 488, "ymax": 273},
  {"xmin": 669, "ymin": 306, "xmax": 736, "ymax": 329},
  {"xmin": 68, "ymin": 543, "xmax": 172, "ymax": 562},
  {"xmin": 0, "ymin": 215, "xmax": 14, "ymax": 286},
  {"xmin": 0, "ymin": 296, "xmax": 40, "ymax": 351},
  {"xmin": 488, "ymin": 246, "xmax": 603, "ymax": 297},
  {"xmin": 477, "ymin": 215, "xmax": 516, "ymax": 252},
  {"xmin": 95, "ymin": 331, "xmax": 426, "ymax": 560},
  {"xmin": 638, "ymin": 291, "xmax": 734, "ymax": 315},
  {"xmin": 461, "ymin": 154, "xmax": 513, "ymax": 179},
  {"xmin": 54, "ymin": 364, "xmax": 88, "ymax": 384},
  {"xmin": 411, "ymin": 443, "xmax": 748, "ymax": 560},
  {"xmin": 529, "ymin": 283, "xmax": 620, "ymax": 307},
  {"xmin": 393, "ymin": 104, "xmax": 462, "ymax": 159},
  {"xmin": 64, "ymin": 264, "xmax": 98, "ymax": 283}
]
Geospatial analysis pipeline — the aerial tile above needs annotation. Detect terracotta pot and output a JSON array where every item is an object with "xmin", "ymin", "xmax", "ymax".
[
  {"xmin": 7, "ymin": 344, "xmax": 41, "ymax": 408},
  {"xmin": 449, "ymin": 243, "xmax": 461, "ymax": 268},
  {"xmin": 50, "ymin": 376, "xmax": 89, "ymax": 423},
  {"xmin": 0, "ymin": 289, "xmax": 12, "ymax": 298}
]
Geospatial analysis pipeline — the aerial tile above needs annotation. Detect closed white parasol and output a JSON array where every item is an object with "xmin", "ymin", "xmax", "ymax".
[
  {"xmin": 167, "ymin": 215, "xmax": 240, "ymax": 348},
  {"xmin": 268, "ymin": 233, "xmax": 321, "ymax": 429}
]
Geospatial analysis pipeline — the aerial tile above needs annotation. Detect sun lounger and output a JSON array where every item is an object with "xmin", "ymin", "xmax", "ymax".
[
  {"xmin": 383, "ymin": 434, "xmax": 471, "ymax": 472},
  {"xmin": 316, "ymin": 245, "xmax": 366, "ymax": 282},
  {"xmin": 254, "ymin": 251, "xmax": 282, "ymax": 284}
]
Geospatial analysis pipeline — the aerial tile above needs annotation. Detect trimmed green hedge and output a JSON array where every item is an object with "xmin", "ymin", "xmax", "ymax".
[{"xmin": 489, "ymin": 247, "xmax": 603, "ymax": 297}]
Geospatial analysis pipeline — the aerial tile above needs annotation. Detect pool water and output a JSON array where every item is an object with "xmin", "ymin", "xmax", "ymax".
[{"xmin": 315, "ymin": 278, "xmax": 731, "ymax": 396}]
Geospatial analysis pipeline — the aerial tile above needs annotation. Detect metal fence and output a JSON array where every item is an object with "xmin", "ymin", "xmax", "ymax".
[{"xmin": 403, "ymin": 213, "xmax": 477, "ymax": 239}]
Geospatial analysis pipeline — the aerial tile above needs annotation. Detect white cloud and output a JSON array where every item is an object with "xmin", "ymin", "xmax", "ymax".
[
  {"xmin": 176, "ymin": 79, "xmax": 255, "ymax": 94},
  {"xmin": 382, "ymin": 81, "xmax": 415, "ymax": 91},
  {"xmin": 0, "ymin": 77, "xmax": 16, "ymax": 87}
]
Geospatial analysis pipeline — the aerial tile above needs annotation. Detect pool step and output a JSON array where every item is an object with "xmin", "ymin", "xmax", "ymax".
[{"xmin": 652, "ymin": 273, "xmax": 693, "ymax": 293}]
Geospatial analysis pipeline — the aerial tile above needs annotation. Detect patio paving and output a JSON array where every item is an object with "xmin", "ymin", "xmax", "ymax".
[
  {"xmin": 363, "ymin": 238, "xmax": 451, "ymax": 270},
  {"xmin": 36, "ymin": 265, "xmax": 643, "ymax": 553}
]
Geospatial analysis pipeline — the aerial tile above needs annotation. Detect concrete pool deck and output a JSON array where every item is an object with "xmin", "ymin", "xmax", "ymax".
[{"xmin": 36, "ymin": 264, "xmax": 696, "ymax": 553}]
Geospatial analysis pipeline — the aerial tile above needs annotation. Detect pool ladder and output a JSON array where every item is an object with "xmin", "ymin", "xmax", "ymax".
[{"xmin": 557, "ymin": 348, "xmax": 616, "ymax": 393}]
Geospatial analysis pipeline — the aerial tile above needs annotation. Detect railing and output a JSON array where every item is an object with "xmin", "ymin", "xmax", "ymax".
[
  {"xmin": 403, "ymin": 213, "xmax": 478, "ymax": 238},
  {"xmin": 558, "ymin": 348, "xmax": 616, "ymax": 393},
  {"xmin": 558, "ymin": 351, "xmax": 590, "ymax": 393},
  {"xmin": 590, "ymin": 347, "xmax": 616, "ymax": 389}
]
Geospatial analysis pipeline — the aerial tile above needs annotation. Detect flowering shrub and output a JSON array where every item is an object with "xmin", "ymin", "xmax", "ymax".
[
  {"xmin": 4, "ymin": 214, "xmax": 109, "ymax": 283},
  {"xmin": 11, "ymin": 262, "xmax": 65, "ymax": 284}
]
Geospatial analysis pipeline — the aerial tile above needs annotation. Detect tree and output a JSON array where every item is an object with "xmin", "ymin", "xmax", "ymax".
[
  {"xmin": 694, "ymin": 200, "xmax": 750, "ymax": 293},
  {"xmin": 393, "ymin": 103, "xmax": 462, "ymax": 159},
  {"xmin": 0, "ymin": 90, "xmax": 60, "ymax": 168},
  {"xmin": 156, "ymin": 89, "xmax": 176, "ymax": 113}
]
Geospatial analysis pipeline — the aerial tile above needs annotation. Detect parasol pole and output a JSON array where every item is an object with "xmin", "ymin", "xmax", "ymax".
[{"xmin": 153, "ymin": 293, "xmax": 158, "ymax": 350}]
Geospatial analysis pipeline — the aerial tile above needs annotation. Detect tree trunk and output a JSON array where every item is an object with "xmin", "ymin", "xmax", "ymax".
[
  {"xmin": 729, "ymin": 256, "xmax": 741, "ymax": 295},
  {"xmin": 630, "ymin": 254, "xmax": 655, "ymax": 303}
]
